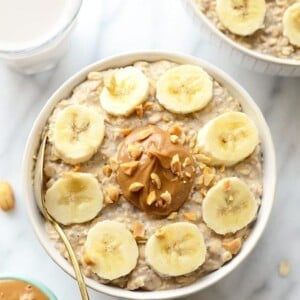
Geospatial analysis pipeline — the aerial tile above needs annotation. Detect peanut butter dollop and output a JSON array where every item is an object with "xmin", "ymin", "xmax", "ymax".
[
  {"xmin": 117, "ymin": 125, "xmax": 195, "ymax": 216},
  {"xmin": 0, "ymin": 280, "xmax": 49, "ymax": 300}
]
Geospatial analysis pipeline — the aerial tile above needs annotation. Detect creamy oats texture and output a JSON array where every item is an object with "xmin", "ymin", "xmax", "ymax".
[
  {"xmin": 39, "ymin": 60, "xmax": 263, "ymax": 290},
  {"xmin": 194, "ymin": 0, "xmax": 300, "ymax": 60}
]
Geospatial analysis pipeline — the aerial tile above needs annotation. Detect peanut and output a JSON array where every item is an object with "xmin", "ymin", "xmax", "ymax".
[
  {"xmin": 120, "ymin": 161, "xmax": 139, "ymax": 176},
  {"xmin": 146, "ymin": 191, "xmax": 156, "ymax": 205},
  {"xmin": 0, "ymin": 181, "xmax": 15, "ymax": 212},
  {"xmin": 128, "ymin": 144, "xmax": 143, "ymax": 159},
  {"xmin": 183, "ymin": 212, "xmax": 197, "ymax": 221},
  {"xmin": 222, "ymin": 238, "xmax": 242, "ymax": 255},
  {"xmin": 102, "ymin": 165, "xmax": 112, "ymax": 177},
  {"xmin": 150, "ymin": 173, "xmax": 161, "ymax": 189},
  {"xmin": 129, "ymin": 182, "xmax": 144, "ymax": 193}
]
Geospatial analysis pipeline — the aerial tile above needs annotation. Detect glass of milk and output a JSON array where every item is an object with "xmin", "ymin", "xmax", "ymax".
[{"xmin": 0, "ymin": 0, "xmax": 82, "ymax": 74}]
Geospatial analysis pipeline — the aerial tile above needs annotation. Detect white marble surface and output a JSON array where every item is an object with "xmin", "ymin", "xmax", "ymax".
[{"xmin": 0, "ymin": 0, "xmax": 299, "ymax": 299}]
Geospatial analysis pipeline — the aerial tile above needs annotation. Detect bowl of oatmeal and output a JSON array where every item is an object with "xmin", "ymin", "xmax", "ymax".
[
  {"xmin": 185, "ymin": 0, "xmax": 300, "ymax": 76},
  {"xmin": 22, "ymin": 51, "xmax": 276, "ymax": 299}
]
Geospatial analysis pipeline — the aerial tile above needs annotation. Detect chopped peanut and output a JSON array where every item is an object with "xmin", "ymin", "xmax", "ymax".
[
  {"xmin": 170, "ymin": 134, "xmax": 179, "ymax": 144},
  {"xmin": 170, "ymin": 154, "xmax": 181, "ymax": 175},
  {"xmin": 199, "ymin": 162, "xmax": 207, "ymax": 170},
  {"xmin": 120, "ymin": 161, "xmax": 139, "ymax": 176},
  {"xmin": 203, "ymin": 173, "xmax": 215, "ymax": 186},
  {"xmin": 120, "ymin": 128, "xmax": 132, "ymax": 136},
  {"xmin": 200, "ymin": 187, "xmax": 207, "ymax": 196},
  {"xmin": 169, "ymin": 125, "xmax": 182, "ymax": 136},
  {"xmin": 195, "ymin": 153, "xmax": 212, "ymax": 164},
  {"xmin": 160, "ymin": 191, "xmax": 172, "ymax": 205},
  {"xmin": 150, "ymin": 172, "xmax": 161, "ymax": 189},
  {"xmin": 132, "ymin": 221, "xmax": 145, "ymax": 239},
  {"xmin": 136, "ymin": 128, "xmax": 153, "ymax": 141},
  {"xmin": 184, "ymin": 171, "xmax": 192, "ymax": 178},
  {"xmin": 193, "ymin": 146, "xmax": 201, "ymax": 154},
  {"xmin": 198, "ymin": 175, "xmax": 204, "ymax": 185},
  {"xmin": 222, "ymin": 238, "xmax": 242, "ymax": 255},
  {"xmin": 146, "ymin": 191, "xmax": 156, "ymax": 205},
  {"xmin": 73, "ymin": 165, "xmax": 81, "ymax": 172},
  {"xmin": 183, "ymin": 157, "xmax": 192, "ymax": 168},
  {"xmin": 162, "ymin": 115, "xmax": 170, "ymax": 122},
  {"xmin": 189, "ymin": 137, "xmax": 196, "ymax": 148},
  {"xmin": 105, "ymin": 185, "xmax": 120, "ymax": 203},
  {"xmin": 203, "ymin": 166, "xmax": 215, "ymax": 175},
  {"xmin": 102, "ymin": 165, "xmax": 112, "ymax": 177},
  {"xmin": 108, "ymin": 157, "xmax": 119, "ymax": 171},
  {"xmin": 167, "ymin": 212, "xmax": 178, "ymax": 220},
  {"xmin": 129, "ymin": 182, "xmax": 144, "ymax": 192},
  {"xmin": 128, "ymin": 144, "xmax": 143, "ymax": 159},
  {"xmin": 135, "ymin": 104, "xmax": 143, "ymax": 119},
  {"xmin": 183, "ymin": 212, "xmax": 197, "ymax": 221}
]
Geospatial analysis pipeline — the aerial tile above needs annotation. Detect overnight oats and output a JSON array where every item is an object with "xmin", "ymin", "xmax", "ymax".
[
  {"xmin": 38, "ymin": 60, "xmax": 263, "ymax": 290},
  {"xmin": 193, "ymin": 0, "xmax": 300, "ymax": 60}
]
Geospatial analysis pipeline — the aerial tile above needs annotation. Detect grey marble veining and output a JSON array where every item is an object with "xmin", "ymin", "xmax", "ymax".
[{"xmin": 0, "ymin": 0, "xmax": 299, "ymax": 299}]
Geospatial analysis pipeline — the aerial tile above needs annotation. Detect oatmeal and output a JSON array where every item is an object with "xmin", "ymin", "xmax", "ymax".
[
  {"xmin": 40, "ymin": 60, "xmax": 263, "ymax": 291},
  {"xmin": 194, "ymin": 0, "xmax": 300, "ymax": 60}
]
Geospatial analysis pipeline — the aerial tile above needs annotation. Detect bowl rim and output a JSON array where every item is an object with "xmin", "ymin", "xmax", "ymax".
[
  {"xmin": 186, "ymin": 0, "xmax": 300, "ymax": 67},
  {"xmin": 22, "ymin": 50, "xmax": 276, "ymax": 300},
  {"xmin": 0, "ymin": 274, "xmax": 57, "ymax": 299}
]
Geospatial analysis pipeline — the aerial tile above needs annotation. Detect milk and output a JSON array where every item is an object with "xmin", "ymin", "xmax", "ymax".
[{"xmin": 0, "ymin": 0, "xmax": 82, "ymax": 73}]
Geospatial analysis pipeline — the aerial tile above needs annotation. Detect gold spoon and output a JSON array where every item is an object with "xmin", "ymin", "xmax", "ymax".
[{"xmin": 33, "ymin": 135, "xmax": 90, "ymax": 300}]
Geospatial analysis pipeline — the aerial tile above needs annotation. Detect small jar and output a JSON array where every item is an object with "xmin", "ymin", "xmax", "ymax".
[
  {"xmin": 0, "ymin": 274, "xmax": 57, "ymax": 299},
  {"xmin": 0, "ymin": 0, "xmax": 82, "ymax": 74}
]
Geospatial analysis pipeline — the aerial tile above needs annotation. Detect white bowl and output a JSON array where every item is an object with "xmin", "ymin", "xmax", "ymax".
[
  {"xmin": 22, "ymin": 51, "xmax": 276, "ymax": 299},
  {"xmin": 184, "ymin": 0, "xmax": 300, "ymax": 77}
]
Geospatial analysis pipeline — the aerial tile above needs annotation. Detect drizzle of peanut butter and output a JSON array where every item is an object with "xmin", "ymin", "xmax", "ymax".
[
  {"xmin": 117, "ymin": 125, "xmax": 195, "ymax": 216},
  {"xmin": 0, "ymin": 280, "xmax": 49, "ymax": 300}
]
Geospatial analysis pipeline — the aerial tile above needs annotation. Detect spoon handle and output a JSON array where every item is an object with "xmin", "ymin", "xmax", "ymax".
[
  {"xmin": 35, "ymin": 135, "xmax": 89, "ymax": 299},
  {"xmin": 49, "ymin": 217, "xmax": 90, "ymax": 300}
]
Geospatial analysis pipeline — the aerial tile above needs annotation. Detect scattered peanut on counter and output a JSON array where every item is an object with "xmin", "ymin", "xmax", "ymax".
[
  {"xmin": 279, "ymin": 260, "xmax": 290, "ymax": 277},
  {"xmin": 0, "ymin": 180, "xmax": 15, "ymax": 211}
]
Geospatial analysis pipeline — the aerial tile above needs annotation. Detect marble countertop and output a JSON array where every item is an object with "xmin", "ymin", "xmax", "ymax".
[{"xmin": 0, "ymin": 0, "xmax": 299, "ymax": 299}]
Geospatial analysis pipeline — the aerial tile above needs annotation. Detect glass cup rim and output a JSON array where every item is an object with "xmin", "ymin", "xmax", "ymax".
[{"xmin": 0, "ymin": 0, "xmax": 83, "ymax": 56}]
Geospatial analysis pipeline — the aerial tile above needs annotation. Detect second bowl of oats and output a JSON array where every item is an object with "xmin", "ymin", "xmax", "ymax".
[{"xmin": 185, "ymin": 0, "xmax": 300, "ymax": 76}]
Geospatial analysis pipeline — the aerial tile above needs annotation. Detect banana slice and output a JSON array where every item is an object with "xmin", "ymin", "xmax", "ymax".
[
  {"xmin": 99, "ymin": 66, "xmax": 149, "ymax": 116},
  {"xmin": 83, "ymin": 220, "xmax": 139, "ymax": 280},
  {"xmin": 202, "ymin": 177, "xmax": 258, "ymax": 235},
  {"xmin": 283, "ymin": 3, "xmax": 300, "ymax": 47},
  {"xmin": 197, "ymin": 111, "xmax": 259, "ymax": 166},
  {"xmin": 156, "ymin": 65, "xmax": 213, "ymax": 114},
  {"xmin": 53, "ymin": 105, "xmax": 105, "ymax": 165},
  {"xmin": 45, "ymin": 172, "xmax": 103, "ymax": 225},
  {"xmin": 145, "ymin": 222, "xmax": 206, "ymax": 276},
  {"xmin": 216, "ymin": 0, "xmax": 266, "ymax": 36}
]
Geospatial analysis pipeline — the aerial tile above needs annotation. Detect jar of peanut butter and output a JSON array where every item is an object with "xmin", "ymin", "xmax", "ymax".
[{"xmin": 0, "ymin": 275, "xmax": 57, "ymax": 300}]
